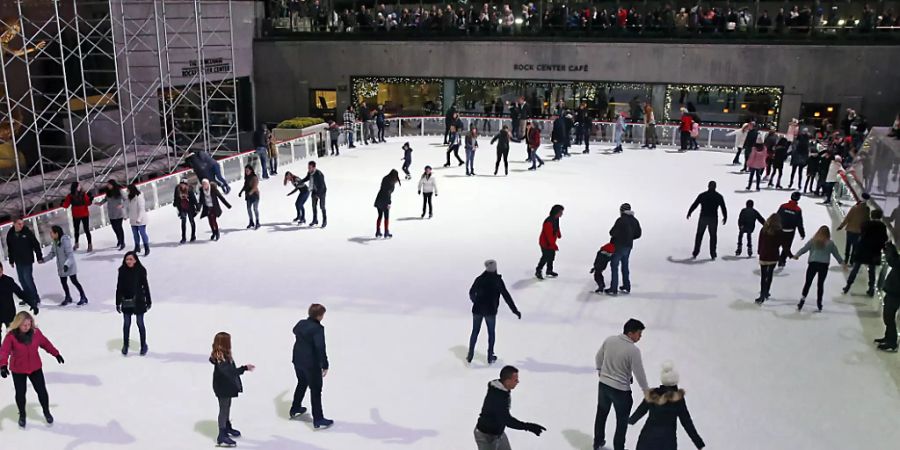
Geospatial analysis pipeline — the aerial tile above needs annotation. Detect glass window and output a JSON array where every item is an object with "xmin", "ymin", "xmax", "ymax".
[
  {"xmin": 665, "ymin": 85, "xmax": 783, "ymax": 126},
  {"xmin": 351, "ymin": 77, "xmax": 443, "ymax": 115}
]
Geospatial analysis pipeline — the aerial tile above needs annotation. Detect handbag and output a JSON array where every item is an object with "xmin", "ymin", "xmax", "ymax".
[{"xmin": 121, "ymin": 297, "xmax": 136, "ymax": 309}]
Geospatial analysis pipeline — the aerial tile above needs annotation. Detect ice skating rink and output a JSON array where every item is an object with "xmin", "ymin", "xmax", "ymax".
[{"xmin": 4, "ymin": 136, "xmax": 899, "ymax": 450}]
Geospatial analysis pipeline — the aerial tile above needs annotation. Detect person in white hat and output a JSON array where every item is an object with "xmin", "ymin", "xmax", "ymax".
[{"xmin": 628, "ymin": 362, "xmax": 706, "ymax": 450}]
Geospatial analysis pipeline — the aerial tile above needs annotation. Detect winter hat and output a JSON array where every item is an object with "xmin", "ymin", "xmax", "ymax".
[
  {"xmin": 791, "ymin": 191, "xmax": 802, "ymax": 202},
  {"xmin": 424, "ymin": 165, "xmax": 432, "ymax": 171},
  {"xmin": 484, "ymin": 259, "xmax": 498, "ymax": 273},
  {"xmin": 620, "ymin": 203, "xmax": 632, "ymax": 213},
  {"xmin": 660, "ymin": 361, "xmax": 679, "ymax": 386},
  {"xmin": 402, "ymin": 142, "xmax": 410, "ymax": 150},
  {"xmin": 862, "ymin": 192, "xmax": 871, "ymax": 200}
]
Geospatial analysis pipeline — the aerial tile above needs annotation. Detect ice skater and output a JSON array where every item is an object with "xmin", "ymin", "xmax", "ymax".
[
  {"xmin": 290, "ymin": 303, "xmax": 333, "ymax": 428},
  {"xmin": 591, "ymin": 242, "xmax": 615, "ymax": 293},
  {"xmin": 793, "ymin": 226, "xmax": 846, "ymax": 312},
  {"xmin": 525, "ymin": 121, "xmax": 544, "ymax": 170},
  {"xmin": 777, "ymin": 192, "xmax": 806, "ymax": 266},
  {"xmin": 374, "ymin": 169, "xmax": 401, "ymax": 238},
  {"xmin": 756, "ymin": 214, "xmax": 782, "ymax": 304},
  {"xmin": 5, "ymin": 218, "xmax": 43, "ymax": 307},
  {"xmin": 1, "ymin": 263, "xmax": 34, "ymax": 331},
  {"xmin": 875, "ymin": 242, "xmax": 900, "ymax": 352},
  {"xmin": 842, "ymin": 209, "xmax": 889, "ymax": 297},
  {"xmin": 401, "ymin": 142, "xmax": 413, "ymax": 179},
  {"xmin": 594, "ymin": 318, "xmax": 649, "ymax": 450},
  {"xmin": 299, "ymin": 161, "xmax": 327, "ymax": 228},
  {"xmin": 612, "ymin": 111, "xmax": 626, "ymax": 153},
  {"xmin": 745, "ymin": 144, "xmax": 768, "ymax": 191},
  {"xmin": 787, "ymin": 131, "xmax": 809, "ymax": 190},
  {"xmin": 491, "ymin": 125, "xmax": 511, "ymax": 176},
  {"xmin": 173, "ymin": 180, "xmax": 199, "ymax": 244},
  {"xmin": 98, "ymin": 179, "xmax": 127, "ymax": 250},
  {"xmin": 199, "ymin": 180, "xmax": 231, "ymax": 241},
  {"xmin": 41, "ymin": 225, "xmax": 88, "ymax": 306},
  {"xmin": 210, "ymin": 332, "xmax": 254, "ymax": 447},
  {"xmin": 126, "ymin": 184, "xmax": 150, "ymax": 256},
  {"xmin": 62, "ymin": 182, "xmax": 93, "ymax": 252},
  {"xmin": 465, "ymin": 125, "xmax": 479, "ymax": 176},
  {"xmin": 328, "ymin": 120, "xmax": 340, "ymax": 155},
  {"xmin": 687, "ymin": 181, "xmax": 727, "ymax": 260},
  {"xmin": 736, "ymin": 199, "xmax": 765, "ymax": 257},
  {"xmin": 837, "ymin": 193, "xmax": 871, "ymax": 261},
  {"xmin": 821, "ymin": 155, "xmax": 843, "ymax": 205},
  {"xmin": 417, "ymin": 165, "xmax": 437, "ymax": 219},
  {"xmin": 607, "ymin": 203, "xmax": 642, "ymax": 295},
  {"xmin": 116, "ymin": 251, "xmax": 151, "ymax": 355},
  {"xmin": 284, "ymin": 171, "xmax": 310, "ymax": 224},
  {"xmin": 0, "ymin": 311, "xmax": 64, "ymax": 428},
  {"xmin": 535, "ymin": 205, "xmax": 564, "ymax": 279},
  {"xmin": 627, "ymin": 362, "xmax": 706, "ymax": 450},
  {"xmin": 444, "ymin": 125, "xmax": 464, "ymax": 168},
  {"xmin": 474, "ymin": 365, "xmax": 546, "ymax": 450},
  {"xmin": 253, "ymin": 123, "xmax": 270, "ymax": 179},
  {"xmin": 238, "ymin": 165, "xmax": 261, "ymax": 230},
  {"xmin": 375, "ymin": 104, "xmax": 386, "ymax": 143},
  {"xmin": 467, "ymin": 260, "xmax": 521, "ymax": 365}
]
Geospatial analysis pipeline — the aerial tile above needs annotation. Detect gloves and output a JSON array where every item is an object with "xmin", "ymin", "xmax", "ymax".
[
  {"xmin": 589, "ymin": 268, "xmax": 595, "ymax": 273},
  {"xmin": 63, "ymin": 265, "xmax": 68, "ymax": 273},
  {"xmin": 515, "ymin": 311, "xmax": 522, "ymax": 320},
  {"xmin": 417, "ymin": 191, "xmax": 421, "ymax": 195},
  {"xmin": 116, "ymin": 305, "xmax": 122, "ymax": 313},
  {"xmin": 56, "ymin": 355, "xmax": 65, "ymax": 364},
  {"xmin": 524, "ymin": 423, "xmax": 546, "ymax": 436},
  {"xmin": 0, "ymin": 366, "xmax": 8, "ymax": 378}
]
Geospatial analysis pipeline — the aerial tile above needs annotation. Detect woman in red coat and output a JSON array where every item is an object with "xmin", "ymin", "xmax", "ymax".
[
  {"xmin": 62, "ymin": 182, "xmax": 93, "ymax": 252},
  {"xmin": 536, "ymin": 204, "xmax": 564, "ymax": 279},
  {"xmin": 0, "ymin": 311, "xmax": 64, "ymax": 428},
  {"xmin": 679, "ymin": 109, "xmax": 694, "ymax": 151},
  {"xmin": 756, "ymin": 214, "xmax": 783, "ymax": 304}
]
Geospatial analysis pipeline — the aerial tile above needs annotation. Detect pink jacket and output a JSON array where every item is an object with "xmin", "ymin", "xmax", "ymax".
[
  {"xmin": 747, "ymin": 148, "xmax": 769, "ymax": 170},
  {"xmin": 0, "ymin": 328, "xmax": 60, "ymax": 375}
]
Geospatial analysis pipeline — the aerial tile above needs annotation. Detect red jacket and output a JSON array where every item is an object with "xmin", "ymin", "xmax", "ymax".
[
  {"xmin": 757, "ymin": 231, "xmax": 781, "ymax": 263},
  {"xmin": 0, "ymin": 328, "xmax": 60, "ymax": 375},
  {"xmin": 680, "ymin": 114, "xmax": 694, "ymax": 132},
  {"xmin": 539, "ymin": 220, "xmax": 561, "ymax": 250},
  {"xmin": 526, "ymin": 128, "xmax": 541, "ymax": 149},
  {"xmin": 63, "ymin": 192, "xmax": 92, "ymax": 219}
]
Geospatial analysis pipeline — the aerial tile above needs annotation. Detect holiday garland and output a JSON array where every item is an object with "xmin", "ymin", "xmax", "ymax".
[
  {"xmin": 351, "ymin": 77, "xmax": 444, "ymax": 104},
  {"xmin": 663, "ymin": 84, "xmax": 783, "ymax": 124}
]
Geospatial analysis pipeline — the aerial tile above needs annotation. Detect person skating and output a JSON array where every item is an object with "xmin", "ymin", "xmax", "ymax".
[
  {"xmin": 299, "ymin": 161, "xmax": 327, "ymax": 228},
  {"xmin": 400, "ymin": 142, "xmax": 413, "ymax": 180},
  {"xmin": 777, "ymin": 192, "xmax": 806, "ymax": 267},
  {"xmin": 328, "ymin": 120, "xmax": 341, "ymax": 156},
  {"xmin": 443, "ymin": 105, "xmax": 456, "ymax": 144},
  {"xmin": 594, "ymin": 318, "xmax": 650, "ymax": 450},
  {"xmin": 62, "ymin": 182, "xmax": 93, "ymax": 252},
  {"xmin": 474, "ymin": 365, "xmax": 546, "ymax": 450},
  {"xmin": 1, "ymin": 263, "xmax": 34, "ymax": 332},
  {"xmin": 196, "ymin": 149, "xmax": 231, "ymax": 194},
  {"xmin": 803, "ymin": 149, "xmax": 820, "ymax": 194},
  {"xmin": 736, "ymin": 200, "xmax": 765, "ymax": 257},
  {"xmin": 551, "ymin": 114, "xmax": 566, "ymax": 160},
  {"xmin": 628, "ymin": 362, "xmax": 706, "ymax": 450},
  {"xmin": 579, "ymin": 102, "xmax": 593, "ymax": 153},
  {"xmin": 290, "ymin": 303, "xmax": 334, "ymax": 428},
  {"xmin": 607, "ymin": 203, "xmax": 642, "ymax": 295},
  {"xmin": 729, "ymin": 121, "xmax": 752, "ymax": 165},
  {"xmin": 465, "ymin": 126, "xmax": 479, "ymax": 176},
  {"xmin": 756, "ymin": 214, "xmax": 782, "ymax": 304},
  {"xmin": 687, "ymin": 181, "xmax": 727, "ymax": 260},
  {"xmin": 173, "ymin": 180, "xmax": 199, "ymax": 244},
  {"xmin": 591, "ymin": 242, "xmax": 616, "ymax": 294},
  {"xmin": 342, "ymin": 105, "xmax": 356, "ymax": 149},
  {"xmin": 768, "ymin": 137, "xmax": 789, "ymax": 188},
  {"xmin": 116, "ymin": 251, "xmax": 151, "ymax": 355},
  {"xmin": 0, "ymin": 311, "xmax": 63, "ymax": 428},
  {"xmin": 793, "ymin": 226, "xmax": 846, "ymax": 312},
  {"xmin": 468, "ymin": 260, "xmax": 521, "ymax": 365},
  {"xmin": 875, "ymin": 242, "xmax": 900, "ymax": 352},
  {"xmin": 491, "ymin": 125, "xmax": 511, "ymax": 176},
  {"xmin": 41, "ymin": 226, "xmax": 88, "ymax": 306},
  {"xmin": 787, "ymin": 130, "xmax": 810, "ymax": 189},
  {"xmin": 678, "ymin": 108, "xmax": 693, "ymax": 152},
  {"xmin": 374, "ymin": 169, "xmax": 401, "ymax": 238},
  {"xmin": 535, "ymin": 205, "xmax": 564, "ymax": 279},
  {"xmin": 238, "ymin": 165, "xmax": 261, "ymax": 230},
  {"xmin": 359, "ymin": 102, "xmax": 372, "ymax": 145},
  {"xmin": 417, "ymin": 166, "xmax": 437, "ymax": 219},
  {"xmin": 210, "ymin": 332, "xmax": 255, "ymax": 447},
  {"xmin": 837, "ymin": 193, "xmax": 871, "ymax": 261},
  {"xmin": 525, "ymin": 121, "xmax": 544, "ymax": 170},
  {"xmin": 266, "ymin": 126, "xmax": 278, "ymax": 176},
  {"xmin": 842, "ymin": 209, "xmax": 889, "ymax": 297},
  {"xmin": 126, "ymin": 184, "xmax": 150, "ymax": 256},
  {"xmin": 199, "ymin": 179, "xmax": 232, "ymax": 241},
  {"xmin": 821, "ymin": 155, "xmax": 843, "ymax": 205},
  {"xmin": 741, "ymin": 122, "xmax": 759, "ymax": 171},
  {"xmin": 253, "ymin": 123, "xmax": 270, "ymax": 179},
  {"xmin": 284, "ymin": 171, "xmax": 310, "ymax": 224},
  {"xmin": 745, "ymin": 144, "xmax": 768, "ymax": 191},
  {"xmin": 5, "ymin": 218, "xmax": 43, "ymax": 307},
  {"xmin": 375, "ymin": 104, "xmax": 386, "ymax": 143},
  {"xmin": 612, "ymin": 111, "xmax": 626, "ymax": 153},
  {"xmin": 444, "ymin": 125, "xmax": 464, "ymax": 168},
  {"xmin": 97, "ymin": 179, "xmax": 128, "ymax": 250}
]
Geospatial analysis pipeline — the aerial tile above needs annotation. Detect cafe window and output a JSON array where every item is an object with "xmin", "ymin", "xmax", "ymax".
[
  {"xmin": 665, "ymin": 84, "xmax": 783, "ymax": 126},
  {"xmin": 310, "ymin": 89, "xmax": 337, "ymax": 120},
  {"xmin": 799, "ymin": 103, "xmax": 840, "ymax": 129},
  {"xmin": 350, "ymin": 77, "xmax": 444, "ymax": 116}
]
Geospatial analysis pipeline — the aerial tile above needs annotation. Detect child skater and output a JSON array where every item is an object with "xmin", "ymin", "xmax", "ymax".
[
  {"xmin": 793, "ymin": 226, "xmax": 846, "ymax": 312},
  {"xmin": 418, "ymin": 165, "xmax": 438, "ymax": 219},
  {"xmin": 590, "ymin": 242, "xmax": 615, "ymax": 293},
  {"xmin": 210, "ymin": 332, "xmax": 254, "ymax": 447},
  {"xmin": 736, "ymin": 199, "xmax": 765, "ymax": 257},
  {"xmin": 401, "ymin": 142, "xmax": 412, "ymax": 180}
]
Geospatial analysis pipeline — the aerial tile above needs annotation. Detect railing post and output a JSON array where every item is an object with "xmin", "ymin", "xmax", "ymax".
[
  {"xmin": 398, "ymin": 119, "xmax": 402, "ymax": 137},
  {"xmin": 707, "ymin": 130, "xmax": 713, "ymax": 148},
  {"xmin": 421, "ymin": 118, "xmax": 424, "ymax": 136}
]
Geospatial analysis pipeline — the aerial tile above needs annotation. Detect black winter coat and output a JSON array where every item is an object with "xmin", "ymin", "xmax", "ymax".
[
  {"xmin": 551, "ymin": 117, "xmax": 566, "ymax": 142},
  {"xmin": 882, "ymin": 243, "xmax": 900, "ymax": 296},
  {"xmin": 374, "ymin": 177, "xmax": 396, "ymax": 209},
  {"xmin": 173, "ymin": 186, "xmax": 199, "ymax": 217},
  {"xmin": 300, "ymin": 170, "xmax": 327, "ymax": 195},
  {"xmin": 199, "ymin": 185, "xmax": 231, "ymax": 219},
  {"xmin": 738, "ymin": 207, "xmax": 765, "ymax": 232},
  {"xmin": 0, "ymin": 275, "xmax": 27, "ymax": 325},
  {"xmin": 852, "ymin": 220, "xmax": 889, "ymax": 265},
  {"xmin": 610, "ymin": 213, "xmax": 642, "ymax": 249},
  {"xmin": 790, "ymin": 137, "xmax": 810, "ymax": 166},
  {"xmin": 475, "ymin": 380, "xmax": 530, "ymax": 436},
  {"xmin": 629, "ymin": 386, "xmax": 705, "ymax": 450},
  {"xmin": 292, "ymin": 318, "xmax": 329, "ymax": 370},
  {"xmin": 116, "ymin": 266, "xmax": 151, "ymax": 314},
  {"xmin": 5, "ymin": 227, "xmax": 42, "ymax": 265},
  {"xmin": 469, "ymin": 271, "xmax": 519, "ymax": 316},
  {"xmin": 743, "ymin": 129, "xmax": 759, "ymax": 150},
  {"xmin": 210, "ymin": 358, "xmax": 247, "ymax": 398},
  {"xmin": 688, "ymin": 190, "xmax": 727, "ymax": 219},
  {"xmin": 490, "ymin": 130, "xmax": 510, "ymax": 151}
]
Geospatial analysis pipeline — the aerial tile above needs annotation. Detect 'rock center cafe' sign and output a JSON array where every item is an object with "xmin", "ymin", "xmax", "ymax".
[
  {"xmin": 513, "ymin": 64, "xmax": 589, "ymax": 72},
  {"xmin": 181, "ymin": 58, "xmax": 231, "ymax": 77}
]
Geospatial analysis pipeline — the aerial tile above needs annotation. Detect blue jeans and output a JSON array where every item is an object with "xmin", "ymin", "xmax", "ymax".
[
  {"xmin": 529, "ymin": 147, "xmax": 544, "ymax": 169},
  {"xmin": 131, "ymin": 225, "xmax": 149, "ymax": 249},
  {"xmin": 467, "ymin": 314, "xmax": 496, "ymax": 359},
  {"xmin": 609, "ymin": 246, "xmax": 632, "ymax": 291},
  {"xmin": 295, "ymin": 190, "xmax": 310, "ymax": 221},
  {"xmin": 210, "ymin": 164, "xmax": 229, "ymax": 193},
  {"xmin": 465, "ymin": 147, "xmax": 476, "ymax": 173},
  {"xmin": 123, "ymin": 313, "xmax": 146, "ymax": 347},
  {"xmin": 256, "ymin": 147, "xmax": 269, "ymax": 178},
  {"xmin": 246, "ymin": 197, "xmax": 260, "ymax": 224},
  {"xmin": 553, "ymin": 141, "xmax": 563, "ymax": 159},
  {"xmin": 15, "ymin": 263, "xmax": 39, "ymax": 304},
  {"xmin": 345, "ymin": 129, "xmax": 354, "ymax": 146}
]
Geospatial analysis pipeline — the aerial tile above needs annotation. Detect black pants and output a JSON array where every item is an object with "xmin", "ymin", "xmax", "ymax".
[
  {"xmin": 13, "ymin": 369, "xmax": 49, "ymax": 416},
  {"xmin": 446, "ymin": 144, "xmax": 463, "ymax": 165},
  {"xmin": 73, "ymin": 216, "xmax": 92, "ymax": 246},
  {"xmin": 377, "ymin": 124, "xmax": 385, "ymax": 142},
  {"xmin": 679, "ymin": 130, "xmax": 691, "ymax": 150},
  {"xmin": 593, "ymin": 382, "xmax": 633, "ymax": 450},
  {"xmin": 511, "ymin": 120, "xmax": 519, "ymax": 140},
  {"xmin": 180, "ymin": 214, "xmax": 196, "ymax": 240},
  {"xmin": 536, "ymin": 248, "xmax": 555, "ymax": 273},
  {"xmin": 494, "ymin": 148, "xmax": 509, "ymax": 175},
  {"xmin": 824, "ymin": 181, "xmax": 837, "ymax": 203},
  {"xmin": 593, "ymin": 266, "xmax": 607, "ymax": 290},
  {"xmin": 443, "ymin": 123, "xmax": 451, "ymax": 144},
  {"xmin": 746, "ymin": 168, "xmax": 762, "ymax": 190},
  {"xmin": 421, "ymin": 193, "xmax": 433, "ymax": 216},
  {"xmin": 311, "ymin": 193, "xmax": 326, "ymax": 223},
  {"xmin": 801, "ymin": 262, "xmax": 829, "ymax": 307},
  {"xmin": 789, "ymin": 164, "xmax": 805, "ymax": 188},
  {"xmin": 779, "ymin": 230, "xmax": 796, "ymax": 266},
  {"xmin": 330, "ymin": 139, "xmax": 339, "ymax": 155},
  {"xmin": 693, "ymin": 216, "xmax": 719, "ymax": 258},
  {"xmin": 110, "ymin": 218, "xmax": 125, "ymax": 246},
  {"xmin": 402, "ymin": 160, "xmax": 411, "ymax": 177},
  {"xmin": 292, "ymin": 365, "xmax": 324, "ymax": 420},
  {"xmin": 846, "ymin": 262, "xmax": 877, "ymax": 292},
  {"xmin": 376, "ymin": 206, "xmax": 390, "ymax": 231},
  {"xmin": 60, "ymin": 275, "xmax": 85, "ymax": 299},
  {"xmin": 732, "ymin": 146, "xmax": 743, "ymax": 164},
  {"xmin": 882, "ymin": 294, "xmax": 900, "ymax": 346},
  {"xmin": 760, "ymin": 264, "xmax": 776, "ymax": 298},
  {"xmin": 804, "ymin": 171, "xmax": 817, "ymax": 193},
  {"xmin": 737, "ymin": 229, "xmax": 754, "ymax": 254},
  {"xmin": 769, "ymin": 165, "xmax": 783, "ymax": 186}
]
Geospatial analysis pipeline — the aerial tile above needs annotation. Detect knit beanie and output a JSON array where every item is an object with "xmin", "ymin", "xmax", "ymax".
[
  {"xmin": 620, "ymin": 203, "xmax": 632, "ymax": 213},
  {"xmin": 484, "ymin": 259, "xmax": 497, "ymax": 273},
  {"xmin": 791, "ymin": 191, "xmax": 801, "ymax": 202},
  {"xmin": 660, "ymin": 361, "xmax": 679, "ymax": 386}
]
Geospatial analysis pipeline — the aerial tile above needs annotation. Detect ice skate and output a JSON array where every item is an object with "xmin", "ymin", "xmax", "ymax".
[
  {"xmin": 225, "ymin": 421, "xmax": 241, "ymax": 437},
  {"xmin": 619, "ymin": 286, "xmax": 631, "ymax": 294},
  {"xmin": 18, "ymin": 414, "xmax": 25, "ymax": 428},
  {"xmin": 77, "ymin": 296, "xmax": 88, "ymax": 306},
  {"xmin": 487, "ymin": 355, "xmax": 498, "ymax": 364},
  {"xmin": 59, "ymin": 296, "xmax": 73, "ymax": 306},
  {"xmin": 875, "ymin": 338, "xmax": 887, "ymax": 344},
  {"xmin": 140, "ymin": 343, "xmax": 148, "ymax": 356},
  {"xmin": 603, "ymin": 288, "xmax": 618, "ymax": 296},
  {"xmin": 44, "ymin": 411, "xmax": 53, "ymax": 424},
  {"xmin": 216, "ymin": 429, "xmax": 236, "ymax": 447},
  {"xmin": 797, "ymin": 298, "xmax": 805, "ymax": 311},
  {"xmin": 534, "ymin": 270, "xmax": 543, "ymax": 280},
  {"xmin": 375, "ymin": 230, "xmax": 382, "ymax": 238},
  {"xmin": 289, "ymin": 406, "xmax": 308, "ymax": 419},
  {"xmin": 877, "ymin": 343, "xmax": 898, "ymax": 353},
  {"xmin": 313, "ymin": 418, "xmax": 334, "ymax": 429},
  {"xmin": 384, "ymin": 232, "xmax": 393, "ymax": 239},
  {"xmin": 546, "ymin": 271, "xmax": 558, "ymax": 278},
  {"xmin": 121, "ymin": 343, "xmax": 128, "ymax": 356}
]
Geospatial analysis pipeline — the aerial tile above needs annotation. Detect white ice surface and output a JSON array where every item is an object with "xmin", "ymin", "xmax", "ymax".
[{"xmin": 2, "ymin": 137, "xmax": 899, "ymax": 450}]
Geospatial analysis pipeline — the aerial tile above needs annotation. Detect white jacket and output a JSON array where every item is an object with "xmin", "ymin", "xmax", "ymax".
[
  {"xmin": 418, "ymin": 174, "xmax": 438, "ymax": 194},
  {"xmin": 128, "ymin": 193, "xmax": 148, "ymax": 225},
  {"xmin": 825, "ymin": 160, "xmax": 843, "ymax": 183}
]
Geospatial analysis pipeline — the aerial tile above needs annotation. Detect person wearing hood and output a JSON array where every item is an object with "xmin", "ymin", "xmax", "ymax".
[
  {"xmin": 687, "ymin": 181, "xmax": 727, "ymax": 260},
  {"xmin": 491, "ymin": 125, "xmax": 511, "ymax": 176},
  {"xmin": 821, "ymin": 155, "xmax": 843, "ymax": 205},
  {"xmin": 768, "ymin": 137, "xmax": 790, "ymax": 189},
  {"xmin": 594, "ymin": 318, "xmax": 649, "ymax": 450},
  {"xmin": 536, "ymin": 205, "xmax": 564, "ymax": 280},
  {"xmin": 776, "ymin": 192, "xmax": 806, "ymax": 266},
  {"xmin": 5, "ymin": 218, "xmax": 43, "ymax": 307},
  {"xmin": 0, "ymin": 311, "xmax": 63, "ymax": 428},
  {"xmin": 238, "ymin": 165, "xmax": 261, "ymax": 230},
  {"xmin": 417, "ymin": 165, "xmax": 438, "ymax": 219},
  {"xmin": 467, "ymin": 260, "xmax": 521, "ymax": 365},
  {"xmin": 209, "ymin": 332, "xmax": 255, "ymax": 447},
  {"xmin": 628, "ymin": 362, "xmax": 705, "ymax": 450},
  {"xmin": 400, "ymin": 142, "xmax": 413, "ymax": 180},
  {"xmin": 199, "ymin": 179, "xmax": 232, "ymax": 241},
  {"xmin": 551, "ymin": 114, "xmax": 566, "ymax": 160},
  {"xmin": 837, "ymin": 193, "xmax": 871, "ymax": 261},
  {"xmin": 787, "ymin": 129, "xmax": 810, "ymax": 190},
  {"xmin": 374, "ymin": 169, "xmax": 401, "ymax": 238},
  {"xmin": 607, "ymin": 203, "xmax": 642, "ymax": 295},
  {"xmin": 41, "ymin": 226, "xmax": 88, "ymax": 306},
  {"xmin": 97, "ymin": 179, "xmax": 128, "ymax": 250},
  {"xmin": 115, "ymin": 251, "xmax": 151, "ymax": 356},
  {"xmin": 62, "ymin": 182, "xmax": 93, "ymax": 252},
  {"xmin": 173, "ymin": 180, "xmax": 199, "ymax": 244},
  {"xmin": 290, "ymin": 303, "xmax": 333, "ymax": 429},
  {"xmin": 474, "ymin": 365, "xmax": 546, "ymax": 450},
  {"xmin": 843, "ymin": 209, "xmax": 888, "ymax": 297}
]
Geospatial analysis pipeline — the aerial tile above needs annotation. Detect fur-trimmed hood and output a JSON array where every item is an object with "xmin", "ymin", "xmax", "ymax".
[{"xmin": 644, "ymin": 386, "xmax": 686, "ymax": 405}]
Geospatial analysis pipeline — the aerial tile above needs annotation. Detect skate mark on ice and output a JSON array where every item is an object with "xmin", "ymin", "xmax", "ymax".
[
  {"xmin": 666, "ymin": 256, "xmax": 713, "ymax": 265},
  {"xmin": 325, "ymin": 408, "xmax": 438, "ymax": 444},
  {"xmin": 38, "ymin": 419, "xmax": 135, "ymax": 450},
  {"xmin": 510, "ymin": 278, "xmax": 540, "ymax": 290},
  {"xmin": 395, "ymin": 217, "xmax": 424, "ymax": 221},
  {"xmin": 561, "ymin": 428, "xmax": 593, "ymax": 449},
  {"xmin": 348, "ymin": 236, "xmax": 381, "ymax": 244},
  {"xmin": 515, "ymin": 357, "xmax": 595, "ymax": 375},
  {"xmin": 44, "ymin": 372, "xmax": 101, "ymax": 386},
  {"xmin": 240, "ymin": 435, "xmax": 328, "ymax": 450},
  {"xmin": 720, "ymin": 255, "xmax": 754, "ymax": 262},
  {"xmin": 627, "ymin": 292, "xmax": 715, "ymax": 301}
]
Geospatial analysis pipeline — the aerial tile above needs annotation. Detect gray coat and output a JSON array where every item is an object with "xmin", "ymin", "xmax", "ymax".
[
  {"xmin": 795, "ymin": 240, "xmax": 844, "ymax": 265},
  {"xmin": 45, "ymin": 235, "xmax": 77, "ymax": 277},
  {"xmin": 100, "ymin": 190, "xmax": 128, "ymax": 220}
]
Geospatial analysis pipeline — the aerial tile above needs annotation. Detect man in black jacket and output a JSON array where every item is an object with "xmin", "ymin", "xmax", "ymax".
[
  {"xmin": 843, "ymin": 209, "xmax": 888, "ymax": 297},
  {"xmin": 5, "ymin": 218, "xmax": 43, "ymax": 306},
  {"xmin": 777, "ymin": 192, "xmax": 806, "ymax": 266},
  {"xmin": 551, "ymin": 115, "xmax": 566, "ymax": 161},
  {"xmin": 444, "ymin": 103, "xmax": 457, "ymax": 144},
  {"xmin": 468, "ymin": 260, "xmax": 520, "ymax": 364},
  {"xmin": 474, "ymin": 365, "xmax": 545, "ymax": 450},
  {"xmin": 300, "ymin": 161, "xmax": 327, "ymax": 227},
  {"xmin": 577, "ymin": 103, "xmax": 592, "ymax": 154},
  {"xmin": 290, "ymin": 303, "xmax": 333, "ymax": 428},
  {"xmin": 359, "ymin": 101, "xmax": 372, "ymax": 145},
  {"xmin": 607, "ymin": 204, "xmax": 642, "ymax": 296},
  {"xmin": 687, "ymin": 181, "xmax": 728, "ymax": 260},
  {"xmin": 876, "ymin": 242, "xmax": 900, "ymax": 352}
]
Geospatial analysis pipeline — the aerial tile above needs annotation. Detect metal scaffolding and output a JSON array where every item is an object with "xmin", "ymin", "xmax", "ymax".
[{"xmin": 0, "ymin": 0, "xmax": 239, "ymax": 220}]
